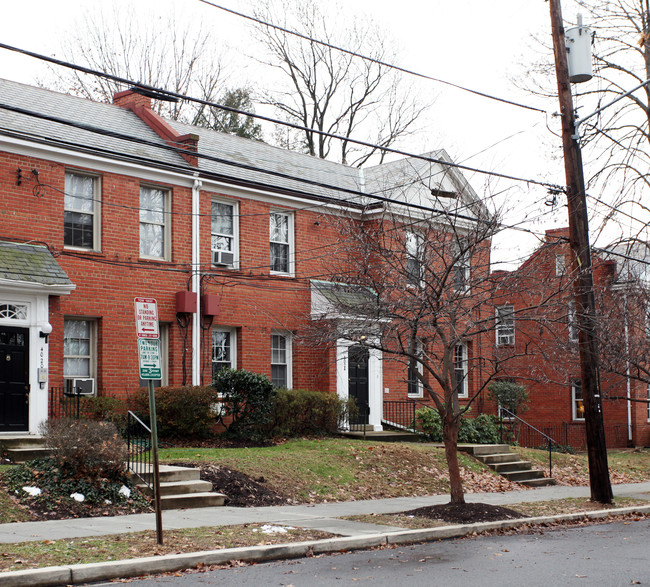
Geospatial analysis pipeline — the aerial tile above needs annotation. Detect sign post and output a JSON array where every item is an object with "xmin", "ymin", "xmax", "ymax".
[{"xmin": 134, "ymin": 297, "xmax": 163, "ymax": 545}]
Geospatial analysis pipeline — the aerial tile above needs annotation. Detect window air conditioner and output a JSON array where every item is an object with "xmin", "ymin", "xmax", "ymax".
[
  {"xmin": 66, "ymin": 378, "xmax": 95, "ymax": 396},
  {"xmin": 213, "ymin": 250, "xmax": 235, "ymax": 266}
]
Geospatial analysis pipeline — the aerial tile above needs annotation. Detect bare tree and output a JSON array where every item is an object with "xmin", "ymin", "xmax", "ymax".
[
  {"xmin": 309, "ymin": 162, "xmax": 517, "ymax": 503},
  {"xmin": 44, "ymin": 5, "xmax": 226, "ymax": 123},
  {"xmin": 251, "ymin": 0, "xmax": 429, "ymax": 166}
]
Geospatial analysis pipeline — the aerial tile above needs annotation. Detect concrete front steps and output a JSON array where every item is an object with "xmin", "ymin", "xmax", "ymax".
[
  {"xmin": 0, "ymin": 435, "xmax": 50, "ymax": 463},
  {"xmin": 134, "ymin": 464, "xmax": 227, "ymax": 510},
  {"xmin": 460, "ymin": 444, "xmax": 557, "ymax": 487}
]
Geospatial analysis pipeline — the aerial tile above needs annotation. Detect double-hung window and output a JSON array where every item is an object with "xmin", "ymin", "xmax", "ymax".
[
  {"xmin": 406, "ymin": 232, "xmax": 423, "ymax": 286},
  {"xmin": 140, "ymin": 185, "xmax": 170, "ymax": 259},
  {"xmin": 453, "ymin": 242, "xmax": 470, "ymax": 293},
  {"xmin": 270, "ymin": 211, "xmax": 292, "ymax": 274},
  {"xmin": 212, "ymin": 328, "xmax": 236, "ymax": 378},
  {"xmin": 495, "ymin": 304, "xmax": 515, "ymax": 346},
  {"xmin": 454, "ymin": 342, "xmax": 468, "ymax": 398},
  {"xmin": 271, "ymin": 332, "xmax": 291, "ymax": 388},
  {"xmin": 63, "ymin": 318, "xmax": 96, "ymax": 394},
  {"xmin": 555, "ymin": 254, "xmax": 566, "ymax": 276},
  {"xmin": 572, "ymin": 379, "xmax": 584, "ymax": 420},
  {"xmin": 64, "ymin": 172, "xmax": 100, "ymax": 250},
  {"xmin": 568, "ymin": 301, "xmax": 579, "ymax": 343},
  {"xmin": 211, "ymin": 201, "xmax": 237, "ymax": 268}
]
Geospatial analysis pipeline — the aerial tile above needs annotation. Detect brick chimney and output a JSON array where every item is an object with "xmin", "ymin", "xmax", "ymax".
[
  {"xmin": 113, "ymin": 89, "xmax": 152, "ymax": 110},
  {"xmin": 545, "ymin": 227, "xmax": 570, "ymax": 243},
  {"xmin": 113, "ymin": 89, "xmax": 199, "ymax": 167}
]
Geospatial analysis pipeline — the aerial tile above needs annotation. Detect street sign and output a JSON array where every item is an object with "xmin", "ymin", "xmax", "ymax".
[
  {"xmin": 138, "ymin": 338, "xmax": 162, "ymax": 379},
  {"xmin": 134, "ymin": 297, "xmax": 159, "ymax": 339}
]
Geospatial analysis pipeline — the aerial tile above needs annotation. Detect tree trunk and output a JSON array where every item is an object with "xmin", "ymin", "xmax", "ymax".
[{"xmin": 443, "ymin": 416, "xmax": 465, "ymax": 504}]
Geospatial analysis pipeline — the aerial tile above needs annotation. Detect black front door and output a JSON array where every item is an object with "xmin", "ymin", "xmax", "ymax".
[
  {"xmin": 348, "ymin": 345, "xmax": 369, "ymax": 424},
  {"xmin": 0, "ymin": 326, "xmax": 29, "ymax": 432}
]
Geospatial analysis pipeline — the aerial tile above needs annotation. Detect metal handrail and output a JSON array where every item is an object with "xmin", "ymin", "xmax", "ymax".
[
  {"xmin": 382, "ymin": 399, "xmax": 430, "ymax": 433},
  {"xmin": 499, "ymin": 407, "xmax": 558, "ymax": 478},
  {"xmin": 126, "ymin": 411, "xmax": 153, "ymax": 491}
]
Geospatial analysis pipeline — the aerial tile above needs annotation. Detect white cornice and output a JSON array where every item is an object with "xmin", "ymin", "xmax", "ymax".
[{"xmin": 0, "ymin": 278, "xmax": 76, "ymax": 296}]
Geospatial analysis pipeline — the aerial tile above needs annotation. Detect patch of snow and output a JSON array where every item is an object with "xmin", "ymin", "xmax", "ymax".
[
  {"xmin": 119, "ymin": 485, "xmax": 131, "ymax": 498},
  {"xmin": 22, "ymin": 486, "xmax": 41, "ymax": 497},
  {"xmin": 70, "ymin": 493, "xmax": 85, "ymax": 502},
  {"xmin": 260, "ymin": 525, "xmax": 293, "ymax": 534}
]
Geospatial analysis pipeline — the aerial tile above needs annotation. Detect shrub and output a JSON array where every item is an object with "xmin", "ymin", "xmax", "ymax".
[
  {"xmin": 79, "ymin": 395, "xmax": 128, "ymax": 431},
  {"xmin": 5, "ymin": 457, "xmax": 149, "ymax": 509},
  {"xmin": 415, "ymin": 408, "xmax": 501, "ymax": 444},
  {"xmin": 40, "ymin": 418, "xmax": 128, "ymax": 480},
  {"xmin": 488, "ymin": 380, "xmax": 529, "ymax": 417},
  {"xmin": 270, "ymin": 388, "xmax": 353, "ymax": 437},
  {"xmin": 214, "ymin": 369, "xmax": 276, "ymax": 442},
  {"xmin": 132, "ymin": 385, "xmax": 220, "ymax": 439}
]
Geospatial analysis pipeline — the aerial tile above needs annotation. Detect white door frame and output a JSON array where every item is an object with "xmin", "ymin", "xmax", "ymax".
[{"xmin": 336, "ymin": 339, "xmax": 383, "ymax": 431}]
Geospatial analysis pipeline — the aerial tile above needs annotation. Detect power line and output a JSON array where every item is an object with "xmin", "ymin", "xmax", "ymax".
[
  {"xmin": 198, "ymin": 0, "xmax": 547, "ymax": 114},
  {"xmin": 0, "ymin": 43, "xmax": 563, "ymax": 192}
]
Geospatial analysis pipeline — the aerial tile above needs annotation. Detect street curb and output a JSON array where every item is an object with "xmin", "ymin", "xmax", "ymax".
[{"xmin": 3, "ymin": 505, "xmax": 650, "ymax": 586}]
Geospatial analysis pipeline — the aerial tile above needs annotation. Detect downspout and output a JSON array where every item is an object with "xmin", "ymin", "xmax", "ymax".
[
  {"xmin": 192, "ymin": 177, "xmax": 202, "ymax": 386},
  {"xmin": 623, "ymin": 290, "xmax": 632, "ymax": 443}
]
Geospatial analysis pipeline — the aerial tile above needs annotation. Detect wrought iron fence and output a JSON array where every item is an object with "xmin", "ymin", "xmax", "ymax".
[
  {"xmin": 382, "ymin": 400, "xmax": 430, "ymax": 433},
  {"xmin": 348, "ymin": 401, "xmax": 370, "ymax": 435},
  {"xmin": 48, "ymin": 386, "xmax": 81, "ymax": 420},
  {"xmin": 504, "ymin": 420, "xmax": 626, "ymax": 451},
  {"xmin": 125, "ymin": 411, "xmax": 153, "ymax": 491}
]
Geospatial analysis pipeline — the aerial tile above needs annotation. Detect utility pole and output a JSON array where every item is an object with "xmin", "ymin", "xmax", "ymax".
[{"xmin": 548, "ymin": 0, "xmax": 613, "ymax": 503}]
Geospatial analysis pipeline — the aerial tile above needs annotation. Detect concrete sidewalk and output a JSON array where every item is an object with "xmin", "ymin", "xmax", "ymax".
[{"xmin": 1, "ymin": 481, "xmax": 649, "ymax": 544}]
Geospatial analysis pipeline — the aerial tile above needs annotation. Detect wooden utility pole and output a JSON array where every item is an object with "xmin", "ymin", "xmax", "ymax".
[{"xmin": 548, "ymin": 0, "xmax": 613, "ymax": 503}]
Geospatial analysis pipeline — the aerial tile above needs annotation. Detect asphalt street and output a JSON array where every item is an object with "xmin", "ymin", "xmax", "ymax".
[{"xmin": 97, "ymin": 519, "xmax": 650, "ymax": 586}]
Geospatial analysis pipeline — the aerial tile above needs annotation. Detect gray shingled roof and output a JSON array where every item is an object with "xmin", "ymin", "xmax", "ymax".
[
  {"xmin": 0, "ymin": 241, "xmax": 73, "ymax": 286},
  {"xmin": 0, "ymin": 78, "xmax": 485, "ymax": 213},
  {"xmin": 169, "ymin": 119, "xmax": 367, "ymax": 204},
  {"xmin": 0, "ymin": 78, "xmax": 185, "ymax": 168}
]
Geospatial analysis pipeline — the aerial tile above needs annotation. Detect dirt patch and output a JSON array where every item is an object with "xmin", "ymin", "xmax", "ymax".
[
  {"xmin": 171, "ymin": 462, "xmax": 290, "ymax": 507},
  {"xmin": 403, "ymin": 502, "xmax": 525, "ymax": 524}
]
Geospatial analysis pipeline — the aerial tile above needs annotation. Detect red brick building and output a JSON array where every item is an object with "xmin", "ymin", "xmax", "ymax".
[
  {"xmin": 0, "ymin": 79, "xmax": 489, "ymax": 435},
  {"xmin": 490, "ymin": 228, "xmax": 650, "ymax": 448}
]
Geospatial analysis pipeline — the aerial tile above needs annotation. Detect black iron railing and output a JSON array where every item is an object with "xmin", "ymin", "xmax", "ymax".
[
  {"xmin": 125, "ymin": 411, "xmax": 153, "ymax": 491},
  {"xmin": 348, "ymin": 401, "xmax": 370, "ymax": 437},
  {"xmin": 49, "ymin": 386, "xmax": 82, "ymax": 420},
  {"xmin": 499, "ymin": 407, "xmax": 558, "ymax": 478},
  {"xmin": 382, "ymin": 400, "xmax": 429, "ymax": 433}
]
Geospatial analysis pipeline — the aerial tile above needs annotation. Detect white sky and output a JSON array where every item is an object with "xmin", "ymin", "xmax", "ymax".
[{"xmin": 0, "ymin": 0, "xmax": 598, "ymax": 268}]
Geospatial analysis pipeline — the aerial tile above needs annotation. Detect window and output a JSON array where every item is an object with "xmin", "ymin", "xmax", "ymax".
[
  {"xmin": 270, "ymin": 211, "xmax": 292, "ymax": 274},
  {"xmin": 63, "ymin": 319, "xmax": 95, "ymax": 381},
  {"xmin": 140, "ymin": 185, "xmax": 170, "ymax": 259},
  {"xmin": 406, "ymin": 232, "xmax": 424, "ymax": 286},
  {"xmin": 647, "ymin": 384, "xmax": 650, "ymax": 421},
  {"xmin": 211, "ymin": 200, "xmax": 237, "ymax": 268},
  {"xmin": 645, "ymin": 308, "xmax": 650, "ymax": 340},
  {"xmin": 271, "ymin": 333, "xmax": 292, "ymax": 388},
  {"xmin": 407, "ymin": 338, "xmax": 423, "ymax": 397},
  {"xmin": 568, "ymin": 301, "xmax": 579, "ymax": 342},
  {"xmin": 0, "ymin": 303, "xmax": 28, "ymax": 320},
  {"xmin": 454, "ymin": 342, "xmax": 468, "ymax": 398},
  {"xmin": 572, "ymin": 379, "xmax": 584, "ymax": 421},
  {"xmin": 495, "ymin": 305, "xmax": 515, "ymax": 346},
  {"xmin": 453, "ymin": 241, "xmax": 470, "ymax": 293},
  {"xmin": 555, "ymin": 254, "xmax": 566, "ymax": 276},
  {"xmin": 64, "ymin": 172, "xmax": 100, "ymax": 250},
  {"xmin": 138, "ymin": 324, "xmax": 168, "ymax": 388},
  {"xmin": 212, "ymin": 328, "xmax": 236, "ymax": 378}
]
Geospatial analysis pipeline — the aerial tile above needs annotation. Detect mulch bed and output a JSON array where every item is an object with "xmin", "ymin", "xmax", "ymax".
[
  {"xmin": 169, "ymin": 462, "xmax": 290, "ymax": 507},
  {"xmin": 403, "ymin": 502, "xmax": 525, "ymax": 524}
]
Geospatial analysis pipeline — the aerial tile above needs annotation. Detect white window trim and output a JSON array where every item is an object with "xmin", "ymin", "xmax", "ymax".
[
  {"xmin": 406, "ymin": 231, "xmax": 424, "ymax": 287},
  {"xmin": 555, "ymin": 253, "xmax": 566, "ymax": 276},
  {"xmin": 647, "ymin": 383, "xmax": 650, "ymax": 422},
  {"xmin": 407, "ymin": 359, "xmax": 423, "ymax": 398},
  {"xmin": 211, "ymin": 198, "xmax": 239, "ymax": 269},
  {"xmin": 495, "ymin": 304, "xmax": 515, "ymax": 346},
  {"xmin": 270, "ymin": 210, "xmax": 295, "ymax": 276},
  {"xmin": 453, "ymin": 244, "xmax": 470, "ymax": 294},
  {"xmin": 63, "ymin": 317, "xmax": 97, "ymax": 385},
  {"xmin": 212, "ymin": 326, "xmax": 237, "ymax": 373},
  {"xmin": 64, "ymin": 171, "xmax": 101, "ymax": 252},
  {"xmin": 572, "ymin": 379, "xmax": 584, "ymax": 421},
  {"xmin": 568, "ymin": 301, "xmax": 579, "ymax": 343},
  {"xmin": 271, "ymin": 330, "xmax": 292, "ymax": 389},
  {"xmin": 140, "ymin": 184, "xmax": 171, "ymax": 261},
  {"xmin": 454, "ymin": 342, "xmax": 468, "ymax": 398}
]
